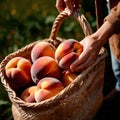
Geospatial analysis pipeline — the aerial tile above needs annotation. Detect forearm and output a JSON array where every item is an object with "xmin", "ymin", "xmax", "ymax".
[
  {"xmin": 91, "ymin": 21, "xmax": 114, "ymax": 46},
  {"xmin": 92, "ymin": 2, "xmax": 120, "ymax": 46}
]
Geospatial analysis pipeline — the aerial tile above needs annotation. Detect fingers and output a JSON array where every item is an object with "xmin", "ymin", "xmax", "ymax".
[
  {"xmin": 56, "ymin": 0, "xmax": 73, "ymax": 15},
  {"xmin": 65, "ymin": 0, "xmax": 81, "ymax": 15},
  {"xmin": 64, "ymin": 0, "xmax": 73, "ymax": 15},
  {"xmin": 70, "ymin": 51, "xmax": 97, "ymax": 73},
  {"xmin": 56, "ymin": 0, "xmax": 80, "ymax": 15},
  {"xmin": 56, "ymin": 0, "xmax": 65, "ymax": 13}
]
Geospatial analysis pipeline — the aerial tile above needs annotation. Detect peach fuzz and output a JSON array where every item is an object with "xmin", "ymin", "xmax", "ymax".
[
  {"xmin": 55, "ymin": 39, "xmax": 83, "ymax": 62},
  {"xmin": 59, "ymin": 52, "xmax": 79, "ymax": 70},
  {"xmin": 35, "ymin": 77, "xmax": 64, "ymax": 102},
  {"xmin": 31, "ymin": 41, "xmax": 56, "ymax": 62},
  {"xmin": 55, "ymin": 39, "xmax": 83, "ymax": 69},
  {"xmin": 61, "ymin": 70, "xmax": 78, "ymax": 87},
  {"xmin": 31, "ymin": 56, "xmax": 61, "ymax": 84},
  {"xmin": 5, "ymin": 57, "xmax": 32, "ymax": 88},
  {"xmin": 21, "ymin": 86, "xmax": 36, "ymax": 103}
]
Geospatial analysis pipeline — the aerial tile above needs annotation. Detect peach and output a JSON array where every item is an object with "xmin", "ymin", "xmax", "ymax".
[
  {"xmin": 21, "ymin": 86, "xmax": 36, "ymax": 103},
  {"xmin": 31, "ymin": 41, "xmax": 56, "ymax": 62},
  {"xmin": 5, "ymin": 57, "xmax": 32, "ymax": 88},
  {"xmin": 59, "ymin": 52, "xmax": 79, "ymax": 70},
  {"xmin": 31, "ymin": 56, "xmax": 61, "ymax": 84},
  {"xmin": 61, "ymin": 70, "xmax": 78, "ymax": 87},
  {"xmin": 35, "ymin": 77, "xmax": 64, "ymax": 102},
  {"xmin": 55, "ymin": 39, "xmax": 83, "ymax": 70}
]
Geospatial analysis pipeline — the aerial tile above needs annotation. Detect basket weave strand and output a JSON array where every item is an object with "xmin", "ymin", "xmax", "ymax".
[{"xmin": 0, "ymin": 11, "xmax": 108, "ymax": 120}]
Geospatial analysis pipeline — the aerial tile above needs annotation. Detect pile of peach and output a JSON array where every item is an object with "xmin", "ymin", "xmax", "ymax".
[{"xmin": 5, "ymin": 39, "xmax": 83, "ymax": 103}]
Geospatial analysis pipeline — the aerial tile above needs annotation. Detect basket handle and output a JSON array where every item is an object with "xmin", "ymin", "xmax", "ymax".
[{"xmin": 49, "ymin": 10, "xmax": 93, "ymax": 41}]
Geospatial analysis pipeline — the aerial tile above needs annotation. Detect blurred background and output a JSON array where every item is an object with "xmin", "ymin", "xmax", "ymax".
[{"xmin": 0, "ymin": 0, "xmax": 114, "ymax": 120}]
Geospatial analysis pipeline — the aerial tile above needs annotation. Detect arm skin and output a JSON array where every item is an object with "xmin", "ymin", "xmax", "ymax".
[{"xmin": 70, "ymin": 2, "xmax": 120, "ymax": 72}]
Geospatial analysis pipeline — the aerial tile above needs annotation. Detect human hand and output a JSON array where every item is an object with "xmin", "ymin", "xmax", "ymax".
[
  {"xmin": 70, "ymin": 35, "xmax": 103, "ymax": 72},
  {"xmin": 56, "ymin": 0, "xmax": 81, "ymax": 15},
  {"xmin": 70, "ymin": 20, "xmax": 114, "ymax": 72}
]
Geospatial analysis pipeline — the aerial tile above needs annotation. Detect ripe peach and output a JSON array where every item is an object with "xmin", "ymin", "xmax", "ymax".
[
  {"xmin": 21, "ymin": 86, "xmax": 36, "ymax": 103},
  {"xmin": 5, "ymin": 57, "xmax": 32, "ymax": 88},
  {"xmin": 55, "ymin": 39, "xmax": 83, "ymax": 70},
  {"xmin": 35, "ymin": 77, "xmax": 64, "ymax": 102},
  {"xmin": 59, "ymin": 52, "xmax": 79, "ymax": 70},
  {"xmin": 31, "ymin": 41, "xmax": 56, "ymax": 62},
  {"xmin": 31, "ymin": 56, "xmax": 61, "ymax": 84},
  {"xmin": 61, "ymin": 70, "xmax": 78, "ymax": 87}
]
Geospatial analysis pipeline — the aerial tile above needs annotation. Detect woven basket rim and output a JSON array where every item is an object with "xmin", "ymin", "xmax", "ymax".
[
  {"xmin": 0, "ymin": 38, "xmax": 108, "ymax": 108},
  {"xmin": 0, "ymin": 11, "xmax": 108, "ymax": 108}
]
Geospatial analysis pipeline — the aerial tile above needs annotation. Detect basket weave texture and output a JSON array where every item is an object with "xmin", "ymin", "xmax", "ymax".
[{"xmin": 0, "ymin": 11, "xmax": 107, "ymax": 120}]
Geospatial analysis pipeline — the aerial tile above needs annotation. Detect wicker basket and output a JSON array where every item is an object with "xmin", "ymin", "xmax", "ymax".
[{"xmin": 0, "ymin": 11, "xmax": 107, "ymax": 120}]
